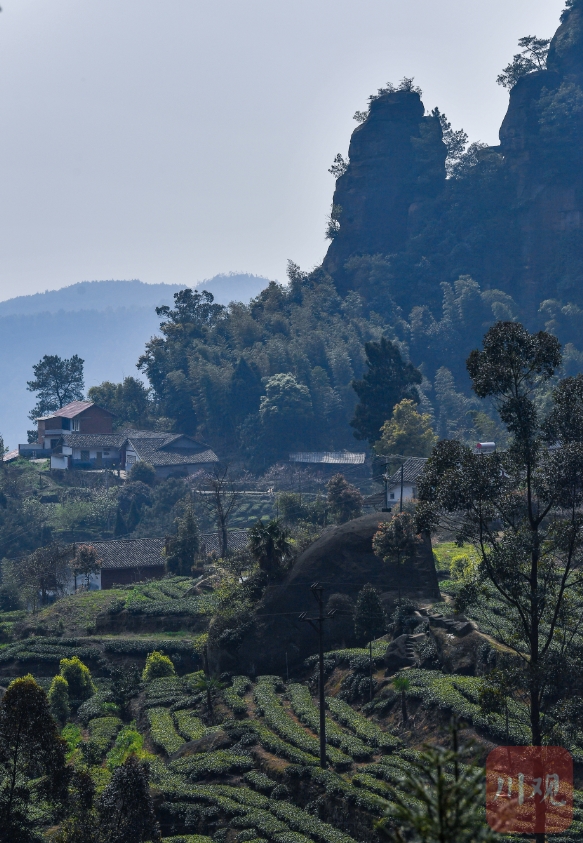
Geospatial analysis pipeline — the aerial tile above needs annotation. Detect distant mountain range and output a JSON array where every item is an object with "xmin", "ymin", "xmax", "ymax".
[{"xmin": 0, "ymin": 275, "xmax": 271, "ymax": 449}]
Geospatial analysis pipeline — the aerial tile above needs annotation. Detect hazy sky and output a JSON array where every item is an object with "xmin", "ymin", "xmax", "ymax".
[{"xmin": 0, "ymin": 0, "xmax": 566, "ymax": 300}]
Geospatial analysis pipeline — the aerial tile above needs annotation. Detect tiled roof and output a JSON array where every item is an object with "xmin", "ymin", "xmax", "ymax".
[
  {"xmin": 3, "ymin": 449, "xmax": 19, "ymax": 462},
  {"xmin": 289, "ymin": 451, "xmax": 366, "ymax": 465},
  {"xmin": 83, "ymin": 530, "xmax": 249, "ymax": 570},
  {"xmin": 128, "ymin": 435, "xmax": 218, "ymax": 467},
  {"xmin": 387, "ymin": 457, "xmax": 428, "ymax": 486},
  {"xmin": 89, "ymin": 538, "xmax": 165, "ymax": 570},
  {"xmin": 62, "ymin": 433, "xmax": 127, "ymax": 449},
  {"xmin": 37, "ymin": 401, "xmax": 113, "ymax": 421}
]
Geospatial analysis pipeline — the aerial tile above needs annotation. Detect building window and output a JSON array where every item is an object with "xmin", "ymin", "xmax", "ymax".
[
  {"xmin": 80, "ymin": 450, "xmax": 90, "ymax": 462},
  {"xmin": 72, "ymin": 419, "xmax": 80, "ymax": 432},
  {"xmin": 389, "ymin": 493, "xmax": 395, "ymax": 499}
]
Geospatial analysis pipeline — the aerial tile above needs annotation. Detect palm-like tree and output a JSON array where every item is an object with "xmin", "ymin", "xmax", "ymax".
[
  {"xmin": 248, "ymin": 519, "xmax": 293, "ymax": 578},
  {"xmin": 193, "ymin": 673, "xmax": 225, "ymax": 724}
]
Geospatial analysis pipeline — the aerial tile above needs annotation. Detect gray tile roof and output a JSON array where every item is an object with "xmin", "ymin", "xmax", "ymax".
[
  {"xmin": 128, "ymin": 434, "xmax": 218, "ymax": 467},
  {"xmin": 62, "ymin": 433, "xmax": 127, "ymax": 449},
  {"xmin": 388, "ymin": 457, "xmax": 428, "ymax": 486},
  {"xmin": 89, "ymin": 538, "xmax": 166, "ymax": 570},
  {"xmin": 83, "ymin": 530, "xmax": 249, "ymax": 570},
  {"xmin": 289, "ymin": 451, "xmax": 366, "ymax": 465}
]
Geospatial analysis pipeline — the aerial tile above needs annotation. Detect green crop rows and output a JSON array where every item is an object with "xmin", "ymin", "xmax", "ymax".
[
  {"xmin": 286, "ymin": 684, "xmax": 371, "ymax": 760},
  {"xmin": 148, "ymin": 707, "xmax": 186, "ymax": 755},
  {"xmin": 253, "ymin": 678, "xmax": 351, "ymax": 769},
  {"xmin": 325, "ymin": 697, "xmax": 400, "ymax": 749}
]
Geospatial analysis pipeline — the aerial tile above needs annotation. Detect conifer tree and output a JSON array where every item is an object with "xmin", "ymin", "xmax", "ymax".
[
  {"xmin": 354, "ymin": 583, "xmax": 386, "ymax": 699},
  {"xmin": 351, "ymin": 338, "xmax": 422, "ymax": 445},
  {"xmin": 97, "ymin": 755, "xmax": 160, "ymax": 843}
]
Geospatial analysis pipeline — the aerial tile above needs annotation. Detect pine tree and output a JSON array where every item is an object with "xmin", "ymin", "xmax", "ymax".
[
  {"xmin": 376, "ymin": 725, "xmax": 495, "ymax": 842},
  {"xmin": 114, "ymin": 507, "xmax": 127, "ymax": 538},
  {"xmin": 126, "ymin": 498, "xmax": 141, "ymax": 533},
  {"xmin": 351, "ymin": 338, "xmax": 422, "ymax": 445}
]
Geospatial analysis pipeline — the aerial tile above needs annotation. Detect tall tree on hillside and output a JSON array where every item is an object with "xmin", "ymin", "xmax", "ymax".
[
  {"xmin": 418, "ymin": 323, "xmax": 583, "ymax": 776},
  {"xmin": 88, "ymin": 376, "xmax": 152, "ymax": 430},
  {"xmin": 97, "ymin": 755, "xmax": 160, "ymax": 843},
  {"xmin": 351, "ymin": 338, "xmax": 422, "ymax": 445},
  {"xmin": 373, "ymin": 513, "xmax": 418, "ymax": 605},
  {"xmin": 354, "ymin": 583, "xmax": 386, "ymax": 700},
  {"xmin": 0, "ymin": 675, "xmax": 69, "ymax": 841},
  {"xmin": 375, "ymin": 399, "xmax": 437, "ymax": 458},
  {"xmin": 198, "ymin": 465, "xmax": 241, "ymax": 557},
  {"xmin": 138, "ymin": 288, "xmax": 225, "ymax": 434},
  {"xmin": 27, "ymin": 354, "xmax": 85, "ymax": 421},
  {"xmin": 327, "ymin": 473, "xmax": 363, "ymax": 523},
  {"xmin": 165, "ymin": 504, "xmax": 200, "ymax": 575}
]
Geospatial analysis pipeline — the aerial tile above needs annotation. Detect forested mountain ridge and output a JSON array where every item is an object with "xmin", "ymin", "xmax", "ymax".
[{"xmin": 132, "ymin": 1, "xmax": 583, "ymax": 461}]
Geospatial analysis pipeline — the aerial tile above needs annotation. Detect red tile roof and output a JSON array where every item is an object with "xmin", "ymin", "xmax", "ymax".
[{"xmin": 37, "ymin": 401, "xmax": 113, "ymax": 421}]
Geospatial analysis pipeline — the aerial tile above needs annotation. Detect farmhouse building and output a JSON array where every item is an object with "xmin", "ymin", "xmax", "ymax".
[
  {"xmin": 76, "ymin": 530, "xmax": 249, "ymax": 589},
  {"xmin": 18, "ymin": 400, "xmax": 219, "ymax": 476}
]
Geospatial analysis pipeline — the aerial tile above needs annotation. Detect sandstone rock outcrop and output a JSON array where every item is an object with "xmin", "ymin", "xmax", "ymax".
[
  {"xmin": 322, "ymin": 3, "xmax": 583, "ymax": 315},
  {"xmin": 209, "ymin": 513, "xmax": 440, "ymax": 677}
]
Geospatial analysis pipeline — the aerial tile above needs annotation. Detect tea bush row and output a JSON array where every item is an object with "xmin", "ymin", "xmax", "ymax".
[
  {"xmin": 286, "ymin": 685, "xmax": 371, "ymax": 760},
  {"xmin": 253, "ymin": 679, "xmax": 350, "ymax": 768},
  {"xmin": 87, "ymin": 716, "xmax": 123, "ymax": 752},
  {"xmin": 147, "ymin": 707, "xmax": 186, "ymax": 755},
  {"xmin": 325, "ymin": 697, "xmax": 400, "ymax": 749},
  {"xmin": 170, "ymin": 750, "xmax": 254, "ymax": 781}
]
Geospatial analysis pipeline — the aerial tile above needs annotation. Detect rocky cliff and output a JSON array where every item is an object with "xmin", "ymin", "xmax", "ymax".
[{"xmin": 323, "ymin": 3, "xmax": 583, "ymax": 318}]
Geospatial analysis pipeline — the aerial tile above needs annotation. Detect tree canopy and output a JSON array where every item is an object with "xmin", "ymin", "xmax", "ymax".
[
  {"xmin": 351, "ymin": 338, "xmax": 422, "ymax": 445},
  {"xmin": 27, "ymin": 354, "xmax": 85, "ymax": 421}
]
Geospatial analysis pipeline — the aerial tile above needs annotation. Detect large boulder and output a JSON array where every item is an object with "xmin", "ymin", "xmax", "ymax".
[{"xmin": 210, "ymin": 513, "xmax": 440, "ymax": 676}]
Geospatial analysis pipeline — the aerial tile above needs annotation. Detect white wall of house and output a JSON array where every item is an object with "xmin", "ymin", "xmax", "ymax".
[{"xmin": 387, "ymin": 482, "xmax": 416, "ymax": 504}]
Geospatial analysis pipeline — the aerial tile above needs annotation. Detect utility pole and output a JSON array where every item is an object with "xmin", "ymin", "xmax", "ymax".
[{"xmin": 299, "ymin": 583, "xmax": 335, "ymax": 769}]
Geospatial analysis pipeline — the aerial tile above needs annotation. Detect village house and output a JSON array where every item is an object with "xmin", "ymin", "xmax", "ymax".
[
  {"xmin": 74, "ymin": 530, "xmax": 249, "ymax": 590},
  {"xmin": 18, "ymin": 400, "xmax": 219, "ymax": 477}
]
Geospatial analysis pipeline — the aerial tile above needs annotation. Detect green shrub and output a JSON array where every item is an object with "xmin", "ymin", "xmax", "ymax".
[
  {"xmin": 77, "ymin": 689, "xmax": 118, "ymax": 724},
  {"xmin": 106, "ymin": 723, "xmax": 148, "ymax": 768},
  {"xmin": 244, "ymin": 770, "xmax": 277, "ymax": 794},
  {"xmin": 59, "ymin": 655, "xmax": 95, "ymax": 700},
  {"xmin": 61, "ymin": 723, "xmax": 83, "ymax": 759},
  {"xmin": 142, "ymin": 650, "xmax": 176, "ymax": 682},
  {"xmin": 48, "ymin": 674, "xmax": 70, "ymax": 724},
  {"xmin": 224, "ymin": 675, "xmax": 251, "ymax": 716},
  {"xmin": 147, "ymin": 707, "xmax": 185, "ymax": 755}
]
